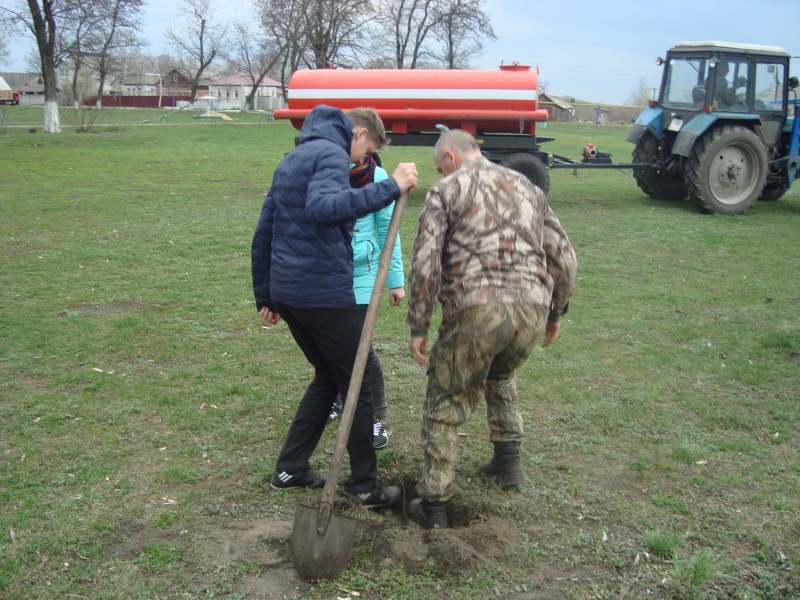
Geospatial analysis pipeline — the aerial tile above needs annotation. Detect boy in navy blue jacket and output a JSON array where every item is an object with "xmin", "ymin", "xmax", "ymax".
[{"xmin": 252, "ymin": 105, "xmax": 417, "ymax": 507}]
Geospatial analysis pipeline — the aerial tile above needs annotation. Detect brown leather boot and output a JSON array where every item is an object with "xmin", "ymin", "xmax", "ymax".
[{"xmin": 478, "ymin": 444, "xmax": 524, "ymax": 487}]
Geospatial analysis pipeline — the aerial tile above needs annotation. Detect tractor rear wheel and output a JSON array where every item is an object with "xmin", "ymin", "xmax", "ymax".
[
  {"xmin": 686, "ymin": 125, "xmax": 767, "ymax": 215},
  {"xmin": 500, "ymin": 153, "xmax": 550, "ymax": 194},
  {"xmin": 632, "ymin": 132, "xmax": 687, "ymax": 200}
]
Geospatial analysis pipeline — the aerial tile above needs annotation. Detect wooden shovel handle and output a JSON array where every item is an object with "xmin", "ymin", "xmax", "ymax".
[{"xmin": 317, "ymin": 193, "xmax": 408, "ymax": 532}]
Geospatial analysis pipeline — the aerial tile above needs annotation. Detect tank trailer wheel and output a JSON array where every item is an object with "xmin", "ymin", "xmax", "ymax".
[
  {"xmin": 686, "ymin": 125, "xmax": 767, "ymax": 215},
  {"xmin": 632, "ymin": 132, "xmax": 687, "ymax": 201},
  {"xmin": 500, "ymin": 153, "xmax": 550, "ymax": 194}
]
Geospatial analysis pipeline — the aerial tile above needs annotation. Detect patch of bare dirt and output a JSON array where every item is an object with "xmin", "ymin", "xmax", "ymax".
[
  {"xmin": 111, "ymin": 521, "xmax": 179, "ymax": 560},
  {"xmin": 105, "ymin": 457, "xmax": 645, "ymax": 598},
  {"xmin": 204, "ymin": 518, "xmax": 312, "ymax": 599},
  {"xmin": 203, "ymin": 501, "xmax": 535, "ymax": 594},
  {"xmin": 355, "ymin": 489, "xmax": 526, "ymax": 580}
]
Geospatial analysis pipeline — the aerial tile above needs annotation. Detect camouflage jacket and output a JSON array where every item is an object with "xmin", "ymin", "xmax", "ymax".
[{"xmin": 406, "ymin": 155, "xmax": 576, "ymax": 335}]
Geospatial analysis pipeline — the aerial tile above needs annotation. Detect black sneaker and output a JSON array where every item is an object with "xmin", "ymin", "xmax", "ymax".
[
  {"xmin": 349, "ymin": 481, "xmax": 402, "ymax": 508},
  {"xmin": 270, "ymin": 469, "xmax": 326, "ymax": 490},
  {"xmin": 327, "ymin": 398, "xmax": 343, "ymax": 424},
  {"xmin": 373, "ymin": 421, "xmax": 390, "ymax": 449}
]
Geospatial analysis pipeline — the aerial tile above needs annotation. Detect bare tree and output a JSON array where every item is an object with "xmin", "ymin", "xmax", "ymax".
[
  {"xmin": 432, "ymin": 0, "xmax": 494, "ymax": 69},
  {"xmin": 0, "ymin": 19, "xmax": 10, "ymax": 64},
  {"xmin": 1, "ymin": 1, "xmax": 64, "ymax": 132},
  {"xmin": 42, "ymin": 0, "xmax": 142, "ymax": 108},
  {"xmin": 300, "ymin": 0, "xmax": 373, "ymax": 69},
  {"xmin": 252, "ymin": 0, "xmax": 371, "ymax": 84},
  {"xmin": 114, "ymin": 48, "xmax": 181, "ymax": 86},
  {"xmin": 373, "ymin": 0, "xmax": 441, "ymax": 69},
  {"xmin": 538, "ymin": 79, "xmax": 549, "ymax": 98},
  {"xmin": 239, "ymin": 0, "xmax": 496, "ymax": 88},
  {"xmin": 229, "ymin": 19, "xmax": 284, "ymax": 111},
  {"xmin": 59, "ymin": 0, "xmax": 103, "ymax": 107},
  {"xmin": 277, "ymin": 0, "xmax": 310, "ymax": 81},
  {"xmin": 92, "ymin": 0, "xmax": 145, "ymax": 108},
  {"xmin": 626, "ymin": 76, "xmax": 652, "ymax": 106},
  {"xmin": 252, "ymin": 0, "xmax": 306, "ymax": 88},
  {"xmin": 165, "ymin": 0, "xmax": 226, "ymax": 101}
]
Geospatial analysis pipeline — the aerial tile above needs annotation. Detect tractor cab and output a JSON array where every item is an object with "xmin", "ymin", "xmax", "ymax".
[{"xmin": 657, "ymin": 42, "xmax": 790, "ymax": 148}]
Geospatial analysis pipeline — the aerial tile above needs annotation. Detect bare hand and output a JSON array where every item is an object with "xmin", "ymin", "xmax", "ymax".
[
  {"xmin": 388, "ymin": 287, "xmax": 405, "ymax": 307},
  {"xmin": 409, "ymin": 335, "xmax": 428, "ymax": 366},
  {"xmin": 259, "ymin": 306, "xmax": 281, "ymax": 325},
  {"xmin": 542, "ymin": 321, "xmax": 560, "ymax": 347},
  {"xmin": 392, "ymin": 162, "xmax": 418, "ymax": 195}
]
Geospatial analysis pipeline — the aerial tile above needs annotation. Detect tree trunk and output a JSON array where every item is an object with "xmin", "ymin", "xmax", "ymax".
[
  {"xmin": 44, "ymin": 100, "xmax": 62, "ymax": 133},
  {"xmin": 41, "ymin": 55, "xmax": 61, "ymax": 132},
  {"xmin": 96, "ymin": 71, "xmax": 107, "ymax": 109},
  {"xmin": 27, "ymin": 0, "xmax": 61, "ymax": 133},
  {"xmin": 71, "ymin": 58, "xmax": 82, "ymax": 109}
]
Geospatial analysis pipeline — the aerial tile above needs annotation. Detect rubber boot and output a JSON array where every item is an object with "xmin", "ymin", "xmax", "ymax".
[
  {"xmin": 478, "ymin": 443, "xmax": 524, "ymax": 487},
  {"xmin": 408, "ymin": 499, "xmax": 449, "ymax": 529}
]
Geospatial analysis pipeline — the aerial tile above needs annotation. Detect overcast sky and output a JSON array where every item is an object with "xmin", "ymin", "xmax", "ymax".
[{"xmin": 4, "ymin": 0, "xmax": 798, "ymax": 105}]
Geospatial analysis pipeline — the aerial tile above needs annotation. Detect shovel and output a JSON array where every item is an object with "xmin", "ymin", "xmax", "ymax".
[{"xmin": 291, "ymin": 193, "xmax": 408, "ymax": 581}]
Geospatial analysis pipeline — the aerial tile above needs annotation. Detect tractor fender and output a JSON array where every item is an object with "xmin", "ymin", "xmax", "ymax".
[
  {"xmin": 672, "ymin": 113, "xmax": 719, "ymax": 156},
  {"xmin": 673, "ymin": 113, "xmax": 761, "ymax": 157},
  {"xmin": 626, "ymin": 105, "xmax": 663, "ymax": 144}
]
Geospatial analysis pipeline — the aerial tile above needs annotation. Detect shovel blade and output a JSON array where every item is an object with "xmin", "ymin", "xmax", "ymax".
[{"xmin": 291, "ymin": 502, "xmax": 359, "ymax": 581}]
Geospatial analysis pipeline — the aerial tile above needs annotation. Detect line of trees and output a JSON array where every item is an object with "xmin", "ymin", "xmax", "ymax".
[
  {"xmin": 231, "ymin": 0, "xmax": 495, "ymax": 112},
  {"xmin": 0, "ymin": 0, "xmax": 495, "ymax": 133},
  {"xmin": 1, "ymin": 0, "xmax": 145, "ymax": 131}
]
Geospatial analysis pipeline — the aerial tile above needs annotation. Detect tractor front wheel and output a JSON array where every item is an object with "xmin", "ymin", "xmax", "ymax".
[
  {"xmin": 500, "ymin": 153, "xmax": 550, "ymax": 194},
  {"xmin": 686, "ymin": 125, "xmax": 767, "ymax": 215},
  {"xmin": 632, "ymin": 132, "xmax": 687, "ymax": 201}
]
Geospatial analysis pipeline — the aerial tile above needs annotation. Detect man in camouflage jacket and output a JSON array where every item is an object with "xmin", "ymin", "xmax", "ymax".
[{"xmin": 405, "ymin": 130, "xmax": 576, "ymax": 529}]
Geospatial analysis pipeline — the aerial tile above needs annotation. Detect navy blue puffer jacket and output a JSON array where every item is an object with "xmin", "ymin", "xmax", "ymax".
[{"xmin": 252, "ymin": 105, "xmax": 401, "ymax": 310}]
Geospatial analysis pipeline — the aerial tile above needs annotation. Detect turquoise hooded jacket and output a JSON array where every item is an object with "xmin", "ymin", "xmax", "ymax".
[{"xmin": 351, "ymin": 165, "xmax": 404, "ymax": 304}]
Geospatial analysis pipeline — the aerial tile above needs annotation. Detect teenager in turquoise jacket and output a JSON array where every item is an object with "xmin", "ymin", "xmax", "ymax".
[
  {"xmin": 351, "ymin": 161, "xmax": 405, "ymax": 305},
  {"xmin": 330, "ymin": 154, "xmax": 404, "ymax": 449}
]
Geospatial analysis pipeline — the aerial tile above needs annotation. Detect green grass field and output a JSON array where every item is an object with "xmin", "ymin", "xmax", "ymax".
[{"xmin": 1, "ymin": 106, "xmax": 798, "ymax": 599}]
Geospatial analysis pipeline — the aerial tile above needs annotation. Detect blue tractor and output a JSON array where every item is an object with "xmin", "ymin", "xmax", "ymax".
[{"xmin": 627, "ymin": 42, "xmax": 800, "ymax": 215}]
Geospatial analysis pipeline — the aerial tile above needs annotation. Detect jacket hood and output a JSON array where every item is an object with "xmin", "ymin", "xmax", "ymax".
[{"xmin": 298, "ymin": 104, "xmax": 352, "ymax": 154}]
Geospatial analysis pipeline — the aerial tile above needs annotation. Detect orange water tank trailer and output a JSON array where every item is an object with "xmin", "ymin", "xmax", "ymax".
[{"xmin": 274, "ymin": 64, "xmax": 548, "ymax": 136}]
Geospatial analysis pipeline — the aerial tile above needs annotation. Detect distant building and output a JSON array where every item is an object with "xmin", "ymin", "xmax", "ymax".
[
  {"xmin": 539, "ymin": 93, "xmax": 575, "ymax": 122},
  {"xmin": 0, "ymin": 72, "xmax": 48, "ymax": 105},
  {"xmin": 162, "ymin": 69, "xmax": 209, "ymax": 98},
  {"xmin": 208, "ymin": 73, "xmax": 285, "ymax": 110},
  {"xmin": 118, "ymin": 69, "xmax": 208, "ymax": 105},
  {"xmin": 121, "ymin": 73, "xmax": 161, "ymax": 96}
]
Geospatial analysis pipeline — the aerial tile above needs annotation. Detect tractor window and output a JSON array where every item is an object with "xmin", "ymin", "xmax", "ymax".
[
  {"xmin": 753, "ymin": 63, "xmax": 785, "ymax": 112},
  {"xmin": 663, "ymin": 58, "xmax": 708, "ymax": 108},
  {"xmin": 712, "ymin": 59, "xmax": 749, "ymax": 112}
]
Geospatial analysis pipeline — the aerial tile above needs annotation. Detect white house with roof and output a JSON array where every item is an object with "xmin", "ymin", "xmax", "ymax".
[
  {"xmin": 121, "ymin": 74, "xmax": 162, "ymax": 96},
  {"xmin": 208, "ymin": 73, "xmax": 285, "ymax": 110}
]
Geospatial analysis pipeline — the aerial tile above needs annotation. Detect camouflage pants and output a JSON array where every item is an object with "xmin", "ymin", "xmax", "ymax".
[{"xmin": 417, "ymin": 303, "xmax": 548, "ymax": 501}]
